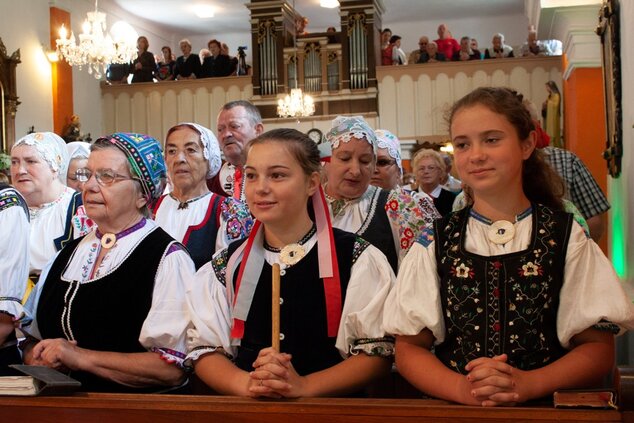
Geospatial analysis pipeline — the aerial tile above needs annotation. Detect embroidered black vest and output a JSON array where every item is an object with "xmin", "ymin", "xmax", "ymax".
[
  {"xmin": 37, "ymin": 227, "xmax": 176, "ymax": 392},
  {"xmin": 434, "ymin": 204, "xmax": 572, "ymax": 374},
  {"xmin": 182, "ymin": 195, "xmax": 222, "ymax": 270},
  {"xmin": 357, "ymin": 188, "xmax": 398, "ymax": 273},
  {"xmin": 222, "ymin": 228, "xmax": 368, "ymax": 375},
  {"xmin": 53, "ymin": 191, "xmax": 83, "ymax": 251}
]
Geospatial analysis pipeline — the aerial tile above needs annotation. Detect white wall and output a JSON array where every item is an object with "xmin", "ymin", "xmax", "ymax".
[
  {"xmin": 0, "ymin": 0, "xmax": 55, "ymax": 139},
  {"xmin": 383, "ymin": 13, "xmax": 530, "ymax": 60}
]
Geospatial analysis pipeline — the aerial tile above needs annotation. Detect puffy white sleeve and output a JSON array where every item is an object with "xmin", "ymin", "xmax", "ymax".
[
  {"xmin": 0, "ymin": 205, "xmax": 30, "ymax": 321},
  {"xmin": 336, "ymin": 242, "xmax": 396, "ymax": 358},
  {"xmin": 557, "ymin": 222, "xmax": 634, "ymax": 347},
  {"xmin": 383, "ymin": 237, "xmax": 446, "ymax": 344},
  {"xmin": 185, "ymin": 251, "xmax": 237, "ymax": 363},
  {"xmin": 139, "ymin": 244, "xmax": 196, "ymax": 366}
]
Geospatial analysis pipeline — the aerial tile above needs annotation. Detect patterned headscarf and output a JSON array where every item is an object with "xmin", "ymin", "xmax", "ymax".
[
  {"xmin": 165, "ymin": 123, "xmax": 222, "ymax": 178},
  {"xmin": 325, "ymin": 115, "xmax": 377, "ymax": 154},
  {"xmin": 375, "ymin": 129, "xmax": 403, "ymax": 175},
  {"xmin": 98, "ymin": 133, "xmax": 166, "ymax": 201},
  {"xmin": 66, "ymin": 141, "xmax": 91, "ymax": 160},
  {"xmin": 12, "ymin": 132, "xmax": 69, "ymax": 182}
]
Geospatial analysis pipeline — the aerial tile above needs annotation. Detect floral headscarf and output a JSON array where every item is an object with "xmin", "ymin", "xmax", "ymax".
[{"xmin": 98, "ymin": 133, "xmax": 167, "ymax": 201}]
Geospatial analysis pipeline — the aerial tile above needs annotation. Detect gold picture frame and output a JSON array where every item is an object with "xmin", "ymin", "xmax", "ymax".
[{"xmin": 596, "ymin": 0, "xmax": 622, "ymax": 178}]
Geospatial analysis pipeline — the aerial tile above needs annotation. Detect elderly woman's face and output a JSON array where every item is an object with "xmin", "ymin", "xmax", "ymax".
[
  {"xmin": 370, "ymin": 147, "xmax": 400, "ymax": 190},
  {"xmin": 165, "ymin": 127, "xmax": 209, "ymax": 194},
  {"xmin": 82, "ymin": 148, "xmax": 146, "ymax": 230},
  {"xmin": 10, "ymin": 145, "xmax": 58, "ymax": 204},
  {"xmin": 180, "ymin": 42, "xmax": 191, "ymax": 56},
  {"xmin": 415, "ymin": 157, "xmax": 443, "ymax": 191},
  {"xmin": 325, "ymin": 138, "xmax": 375, "ymax": 199},
  {"xmin": 67, "ymin": 157, "xmax": 88, "ymax": 191}
]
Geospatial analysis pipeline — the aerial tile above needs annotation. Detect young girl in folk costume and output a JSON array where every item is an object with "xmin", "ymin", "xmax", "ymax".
[
  {"xmin": 384, "ymin": 87, "xmax": 634, "ymax": 406},
  {"xmin": 187, "ymin": 128, "xmax": 394, "ymax": 398}
]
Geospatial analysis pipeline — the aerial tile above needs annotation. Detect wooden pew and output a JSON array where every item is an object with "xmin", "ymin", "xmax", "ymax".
[{"xmin": 0, "ymin": 394, "xmax": 626, "ymax": 423}]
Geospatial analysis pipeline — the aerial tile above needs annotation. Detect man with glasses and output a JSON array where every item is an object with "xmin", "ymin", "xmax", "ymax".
[{"xmin": 409, "ymin": 36, "xmax": 429, "ymax": 64}]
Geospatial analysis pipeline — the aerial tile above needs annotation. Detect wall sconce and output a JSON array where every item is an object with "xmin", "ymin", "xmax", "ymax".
[{"xmin": 43, "ymin": 45, "xmax": 59, "ymax": 63}]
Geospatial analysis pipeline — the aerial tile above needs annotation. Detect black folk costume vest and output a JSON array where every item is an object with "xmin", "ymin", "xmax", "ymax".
[
  {"xmin": 214, "ymin": 228, "xmax": 369, "ymax": 376},
  {"xmin": 155, "ymin": 193, "xmax": 223, "ymax": 270},
  {"xmin": 354, "ymin": 188, "xmax": 398, "ymax": 273},
  {"xmin": 53, "ymin": 191, "xmax": 83, "ymax": 251},
  {"xmin": 433, "ymin": 204, "xmax": 573, "ymax": 374},
  {"xmin": 37, "ymin": 226, "xmax": 178, "ymax": 392}
]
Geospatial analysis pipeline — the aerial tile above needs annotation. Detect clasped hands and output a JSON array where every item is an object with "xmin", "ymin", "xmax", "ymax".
[
  {"xmin": 29, "ymin": 338, "xmax": 83, "ymax": 372},
  {"xmin": 463, "ymin": 353, "xmax": 527, "ymax": 406},
  {"xmin": 247, "ymin": 347, "xmax": 306, "ymax": 399}
]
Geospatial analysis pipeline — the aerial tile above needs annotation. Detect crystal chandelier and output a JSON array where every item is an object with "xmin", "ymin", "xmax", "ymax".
[
  {"xmin": 277, "ymin": 0, "xmax": 316, "ymax": 119},
  {"xmin": 55, "ymin": 0, "xmax": 137, "ymax": 79},
  {"xmin": 277, "ymin": 88, "xmax": 315, "ymax": 118}
]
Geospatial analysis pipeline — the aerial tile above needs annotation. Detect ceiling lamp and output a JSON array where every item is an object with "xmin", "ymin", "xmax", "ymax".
[
  {"xmin": 277, "ymin": 88, "xmax": 315, "ymax": 118},
  {"xmin": 277, "ymin": 0, "xmax": 316, "ymax": 119},
  {"xmin": 55, "ymin": 0, "xmax": 138, "ymax": 79},
  {"xmin": 320, "ymin": 0, "xmax": 340, "ymax": 8}
]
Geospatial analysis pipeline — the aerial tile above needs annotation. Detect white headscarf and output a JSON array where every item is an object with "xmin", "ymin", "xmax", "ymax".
[
  {"xmin": 12, "ymin": 132, "xmax": 69, "ymax": 182},
  {"xmin": 66, "ymin": 141, "xmax": 91, "ymax": 160},
  {"xmin": 325, "ymin": 115, "xmax": 377, "ymax": 154},
  {"xmin": 166, "ymin": 123, "xmax": 222, "ymax": 178},
  {"xmin": 375, "ymin": 129, "xmax": 403, "ymax": 175}
]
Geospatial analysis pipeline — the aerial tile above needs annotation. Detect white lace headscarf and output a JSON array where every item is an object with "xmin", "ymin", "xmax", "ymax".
[
  {"xmin": 165, "ymin": 122, "xmax": 222, "ymax": 178},
  {"xmin": 375, "ymin": 129, "xmax": 403, "ymax": 175},
  {"xmin": 12, "ymin": 132, "xmax": 69, "ymax": 183},
  {"xmin": 324, "ymin": 115, "xmax": 377, "ymax": 155}
]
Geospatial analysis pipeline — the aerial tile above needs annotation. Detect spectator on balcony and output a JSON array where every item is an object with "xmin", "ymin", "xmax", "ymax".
[
  {"xmin": 434, "ymin": 24, "xmax": 460, "ymax": 60},
  {"xmin": 222, "ymin": 43, "xmax": 239, "ymax": 76},
  {"xmin": 199, "ymin": 48, "xmax": 211, "ymax": 64},
  {"xmin": 386, "ymin": 35, "xmax": 407, "ymax": 65},
  {"xmin": 452, "ymin": 36, "xmax": 481, "ymax": 61},
  {"xmin": 131, "ymin": 36, "xmax": 156, "ymax": 83},
  {"xmin": 409, "ymin": 36, "xmax": 429, "ymax": 64},
  {"xmin": 174, "ymin": 39, "xmax": 202, "ymax": 80},
  {"xmin": 296, "ymin": 16, "xmax": 309, "ymax": 36},
  {"xmin": 201, "ymin": 39, "xmax": 232, "ymax": 78},
  {"xmin": 519, "ymin": 29, "xmax": 553, "ymax": 57},
  {"xmin": 484, "ymin": 33, "xmax": 514, "ymax": 59},
  {"xmin": 470, "ymin": 38, "xmax": 484, "ymax": 59},
  {"xmin": 419, "ymin": 41, "xmax": 446, "ymax": 63},
  {"xmin": 156, "ymin": 46, "xmax": 175, "ymax": 81},
  {"xmin": 380, "ymin": 28, "xmax": 392, "ymax": 50}
]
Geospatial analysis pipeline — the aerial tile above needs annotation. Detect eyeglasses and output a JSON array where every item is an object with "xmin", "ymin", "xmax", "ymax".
[
  {"xmin": 376, "ymin": 159, "xmax": 395, "ymax": 168},
  {"xmin": 75, "ymin": 168, "xmax": 139, "ymax": 187},
  {"xmin": 417, "ymin": 165, "xmax": 439, "ymax": 172}
]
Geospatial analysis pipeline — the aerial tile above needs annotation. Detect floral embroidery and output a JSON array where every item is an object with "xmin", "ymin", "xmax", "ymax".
[
  {"xmin": 211, "ymin": 248, "xmax": 229, "ymax": 286},
  {"xmin": 520, "ymin": 262, "xmax": 542, "ymax": 277},
  {"xmin": 80, "ymin": 242, "xmax": 99, "ymax": 281},
  {"xmin": 416, "ymin": 227, "xmax": 435, "ymax": 248},
  {"xmin": 73, "ymin": 205, "xmax": 95, "ymax": 236},
  {"xmin": 221, "ymin": 198, "xmax": 254, "ymax": 241},
  {"xmin": 452, "ymin": 263, "xmax": 473, "ymax": 278},
  {"xmin": 385, "ymin": 187, "xmax": 440, "ymax": 256}
]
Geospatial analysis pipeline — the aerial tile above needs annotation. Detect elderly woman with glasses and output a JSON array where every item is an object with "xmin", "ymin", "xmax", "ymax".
[
  {"xmin": 323, "ymin": 116, "xmax": 439, "ymax": 272},
  {"xmin": 409, "ymin": 149, "xmax": 457, "ymax": 217},
  {"xmin": 22, "ymin": 133, "xmax": 195, "ymax": 393},
  {"xmin": 370, "ymin": 129, "xmax": 403, "ymax": 191},
  {"xmin": 154, "ymin": 123, "xmax": 253, "ymax": 270},
  {"xmin": 10, "ymin": 133, "xmax": 92, "ymax": 277}
]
